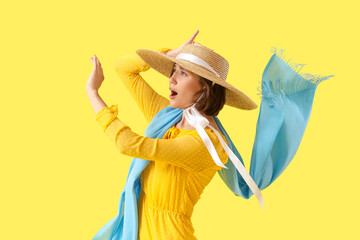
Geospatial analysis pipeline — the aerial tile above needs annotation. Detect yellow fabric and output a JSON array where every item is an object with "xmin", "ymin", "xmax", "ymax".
[{"xmin": 95, "ymin": 48, "xmax": 228, "ymax": 239}]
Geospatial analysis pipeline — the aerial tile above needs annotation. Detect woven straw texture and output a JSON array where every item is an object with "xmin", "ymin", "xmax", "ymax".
[{"xmin": 136, "ymin": 44, "xmax": 257, "ymax": 110}]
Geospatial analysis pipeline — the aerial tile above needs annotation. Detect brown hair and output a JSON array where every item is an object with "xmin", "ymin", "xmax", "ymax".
[{"xmin": 195, "ymin": 77, "xmax": 226, "ymax": 116}]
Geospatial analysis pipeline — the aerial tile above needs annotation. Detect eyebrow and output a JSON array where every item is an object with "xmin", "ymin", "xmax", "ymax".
[{"xmin": 173, "ymin": 64, "xmax": 188, "ymax": 72}]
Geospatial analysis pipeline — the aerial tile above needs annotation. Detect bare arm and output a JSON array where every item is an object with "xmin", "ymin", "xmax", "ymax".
[
  {"xmin": 86, "ymin": 30, "xmax": 200, "ymax": 116},
  {"xmin": 85, "ymin": 49, "xmax": 171, "ymax": 116},
  {"xmin": 86, "ymin": 90, "xmax": 106, "ymax": 115}
]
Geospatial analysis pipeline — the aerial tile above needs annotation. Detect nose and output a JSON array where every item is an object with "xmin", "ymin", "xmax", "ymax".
[{"xmin": 169, "ymin": 72, "xmax": 177, "ymax": 85}]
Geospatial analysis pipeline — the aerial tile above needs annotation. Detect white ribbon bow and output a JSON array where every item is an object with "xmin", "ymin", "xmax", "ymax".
[
  {"xmin": 174, "ymin": 52, "xmax": 264, "ymax": 210},
  {"xmin": 184, "ymin": 95, "xmax": 264, "ymax": 210}
]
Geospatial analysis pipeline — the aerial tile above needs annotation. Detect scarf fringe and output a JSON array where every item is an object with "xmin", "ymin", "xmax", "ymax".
[
  {"xmin": 257, "ymin": 46, "xmax": 334, "ymax": 108},
  {"xmin": 256, "ymin": 79, "xmax": 285, "ymax": 110}
]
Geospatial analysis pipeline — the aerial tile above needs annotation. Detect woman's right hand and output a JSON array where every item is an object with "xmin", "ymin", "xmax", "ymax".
[{"xmin": 162, "ymin": 30, "xmax": 200, "ymax": 58}]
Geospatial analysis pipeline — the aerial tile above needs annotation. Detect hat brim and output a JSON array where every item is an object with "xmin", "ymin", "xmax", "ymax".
[{"xmin": 136, "ymin": 49, "xmax": 258, "ymax": 110}]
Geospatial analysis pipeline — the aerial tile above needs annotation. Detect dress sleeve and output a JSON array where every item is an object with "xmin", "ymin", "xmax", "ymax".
[
  {"xmin": 96, "ymin": 104, "xmax": 228, "ymax": 173},
  {"xmin": 115, "ymin": 47, "xmax": 171, "ymax": 124}
]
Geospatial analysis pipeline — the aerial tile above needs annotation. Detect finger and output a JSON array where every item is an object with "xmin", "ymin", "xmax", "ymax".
[
  {"xmin": 179, "ymin": 30, "xmax": 199, "ymax": 48},
  {"xmin": 186, "ymin": 29, "xmax": 199, "ymax": 44},
  {"xmin": 94, "ymin": 56, "xmax": 99, "ymax": 68},
  {"xmin": 90, "ymin": 57, "xmax": 96, "ymax": 66},
  {"xmin": 188, "ymin": 30, "xmax": 199, "ymax": 42}
]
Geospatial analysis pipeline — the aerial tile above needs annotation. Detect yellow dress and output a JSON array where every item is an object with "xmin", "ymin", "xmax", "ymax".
[{"xmin": 95, "ymin": 47, "xmax": 228, "ymax": 240}]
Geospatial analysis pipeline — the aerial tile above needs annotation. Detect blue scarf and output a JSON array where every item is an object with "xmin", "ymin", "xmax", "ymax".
[{"xmin": 92, "ymin": 48, "xmax": 334, "ymax": 240}]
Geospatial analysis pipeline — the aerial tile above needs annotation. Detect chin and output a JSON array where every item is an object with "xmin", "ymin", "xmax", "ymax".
[
  {"xmin": 170, "ymin": 100, "xmax": 186, "ymax": 109},
  {"xmin": 170, "ymin": 101, "xmax": 180, "ymax": 109}
]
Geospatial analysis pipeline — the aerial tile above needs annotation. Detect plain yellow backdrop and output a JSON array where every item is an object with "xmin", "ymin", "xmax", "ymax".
[{"xmin": 1, "ymin": 0, "xmax": 359, "ymax": 239}]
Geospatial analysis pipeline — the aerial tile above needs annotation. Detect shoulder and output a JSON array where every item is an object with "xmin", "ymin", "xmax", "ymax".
[
  {"xmin": 183, "ymin": 128, "xmax": 227, "ymax": 144},
  {"xmin": 180, "ymin": 128, "xmax": 229, "ymax": 169}
]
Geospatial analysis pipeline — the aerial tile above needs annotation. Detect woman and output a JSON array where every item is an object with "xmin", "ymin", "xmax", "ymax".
[{"xmin": 86, "ymin": 30, "xmax": 333, "ymax": 239}]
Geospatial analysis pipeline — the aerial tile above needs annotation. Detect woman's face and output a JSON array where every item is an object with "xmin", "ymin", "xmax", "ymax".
[{"xmin": 169, "ymin": 63, "xmax": 205, "ymax": 109}]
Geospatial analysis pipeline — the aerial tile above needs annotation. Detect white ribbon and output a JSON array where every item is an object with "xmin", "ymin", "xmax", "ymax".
[
  {"xmin": 183, "ymin": 95, "xmax": 264, "ymax": 210},
  {"xmin": 176, "ymin": 53, "xmax": 221, "ymax": 78}
]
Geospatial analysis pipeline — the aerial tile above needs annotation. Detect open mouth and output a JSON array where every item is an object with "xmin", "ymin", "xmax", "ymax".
[{"xmin": 170, "ymin": 90, "xmax": 178, "ymax": 97}]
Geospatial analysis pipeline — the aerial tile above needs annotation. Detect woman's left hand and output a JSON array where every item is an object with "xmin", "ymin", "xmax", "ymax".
[{"xmin": 86, "ymin": 54, "xmax": 104, "ymax": 92}]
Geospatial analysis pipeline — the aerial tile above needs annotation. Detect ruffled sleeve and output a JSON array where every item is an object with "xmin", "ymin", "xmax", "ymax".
[{"xmin": 95, "ymin": 104, "xmax": 119, "ymax": 132}]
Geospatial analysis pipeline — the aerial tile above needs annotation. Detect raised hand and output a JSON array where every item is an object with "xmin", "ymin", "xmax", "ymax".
[
  {"xmin": 86, "ymin": 54, "xmax": 105, "ymax": 92},
  {"xmin": 163, "ymin": 30, "xmax": 200, "ymax": 58}
]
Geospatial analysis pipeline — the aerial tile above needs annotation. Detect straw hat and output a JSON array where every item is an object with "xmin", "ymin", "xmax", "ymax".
[{"xmin": 136, "ymin": 43, "xmax": 257, "ymax": 110}]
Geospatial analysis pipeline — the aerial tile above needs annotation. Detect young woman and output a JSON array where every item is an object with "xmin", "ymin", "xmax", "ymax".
[{"xmin": 86, "ymin": 30, "xmax": 333, "ymax": 239}]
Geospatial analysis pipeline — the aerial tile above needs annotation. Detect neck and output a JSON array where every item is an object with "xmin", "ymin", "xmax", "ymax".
[{"xmin": 176, "ymin": 109, "xmax": 214, "ymax": 129}]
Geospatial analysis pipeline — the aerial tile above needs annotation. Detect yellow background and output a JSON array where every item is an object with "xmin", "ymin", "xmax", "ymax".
[{"xmin": 1, "ymin": 0, "xmax": 359, "ymax": 239}]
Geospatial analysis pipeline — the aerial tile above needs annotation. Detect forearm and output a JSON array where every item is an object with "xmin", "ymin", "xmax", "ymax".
[
  {"xmin": 95, "ymin": 104, "xmax": 226, "ymax": 172},
  {"xmin": 86, "ymin": 89, "xmax": 107, "ymax": 115}
]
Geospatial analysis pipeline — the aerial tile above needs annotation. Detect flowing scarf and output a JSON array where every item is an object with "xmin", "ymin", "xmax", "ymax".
[{"xmin": 92, "ymin": 47, "xmax": 334, "ymax": 240}]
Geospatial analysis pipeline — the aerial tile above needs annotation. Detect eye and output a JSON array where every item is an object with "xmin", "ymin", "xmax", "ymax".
[{"xmin": 171, "ymin": 68, "xmax": 187, "ymax": 77}]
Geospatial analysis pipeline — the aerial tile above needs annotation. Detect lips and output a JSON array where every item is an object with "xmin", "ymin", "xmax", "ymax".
[
  {"xmin": 169, "ymin": 88, "xmax": 177, "ymax": 96},
  {"xmin": 169, "ymin": 87, "xmax": 178, "ymax": 98}
]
